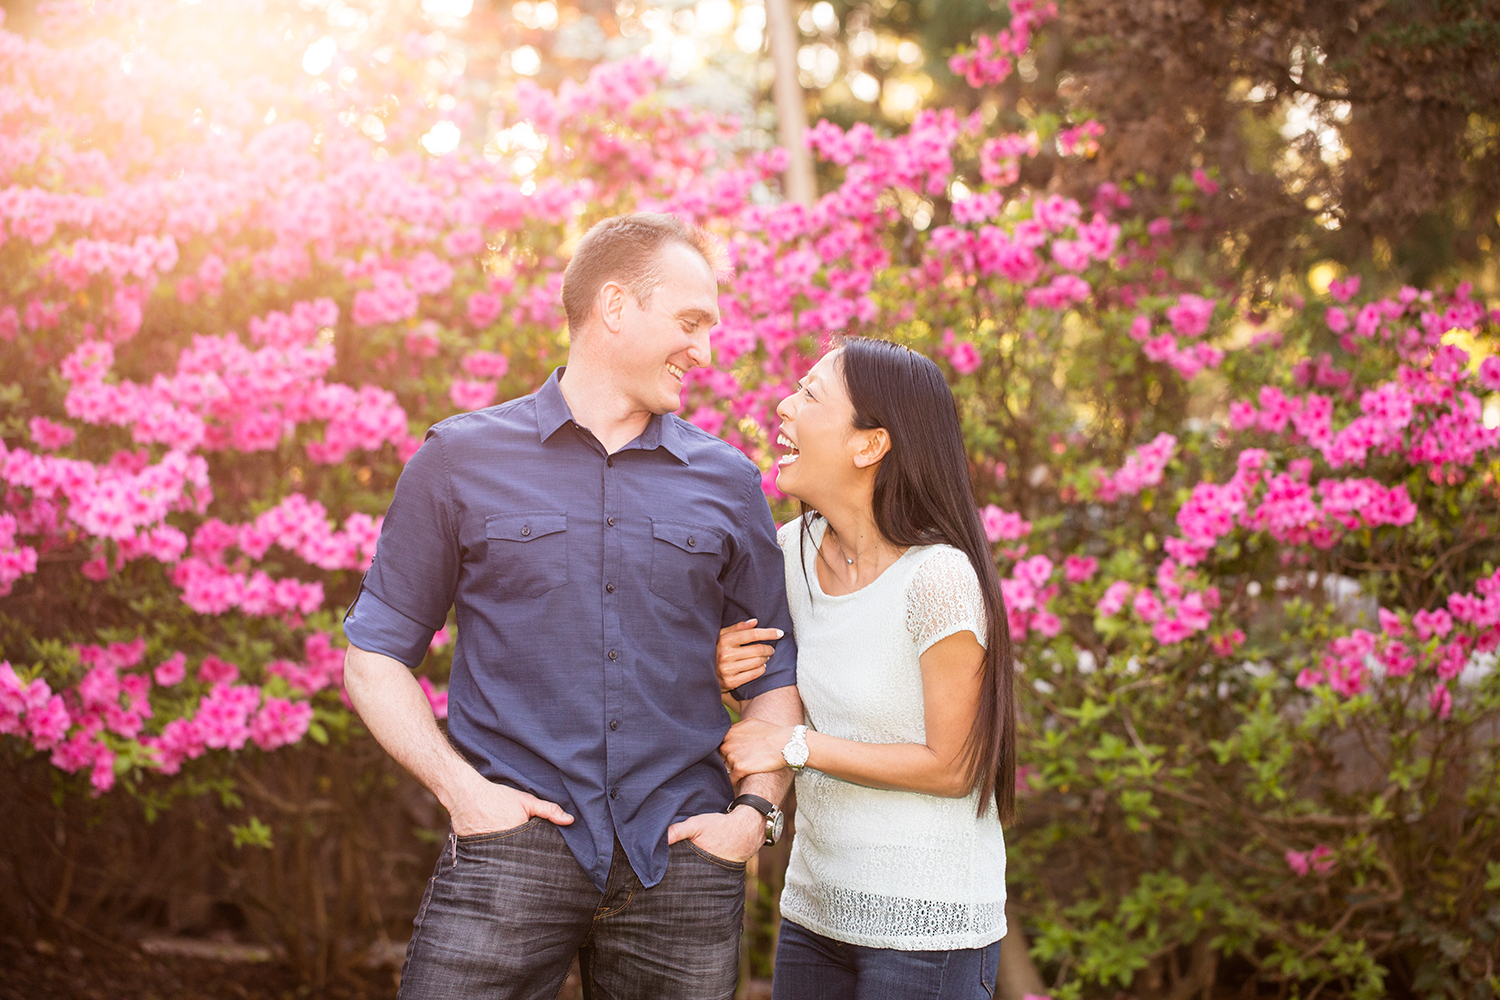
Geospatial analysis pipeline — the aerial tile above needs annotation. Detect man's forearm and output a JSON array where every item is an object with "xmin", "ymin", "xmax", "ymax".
[
  {"xmin": 343, "ymin": 644, "xmax": 483, "ymax": 813},
  {"xmin": 737, "ymin": 684, "xmax": 804, "ymax": 806}
]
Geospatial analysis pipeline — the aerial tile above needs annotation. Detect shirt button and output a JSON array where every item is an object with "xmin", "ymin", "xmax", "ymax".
[
  {"xmin": 607, "ymin": 517, "xmax": 616, "ymax": 527},
  {"xmin": 610, "ymin": 788, "xmax": 619, "ymax": 799},
  {"xmin": 687, "ymin": 536, "xmax": 696, "ymax": 547},
  {"xmin": 606, "ymin": 456, "xmax": 614, "ymax": 468},
  {"xmin": 521, "ymin": 525, "xmax": 531, "ymax": 537},
  {"xmin": 605, "ymin": 582, "xmax": 615, "ymax": 594},
  {"xmin": 609, "ymin": 720, "xmax": 620, "ymax": 731},
  {"xmin": 608, "ymin": 649, "xmax": 619, "ymax": 660}
]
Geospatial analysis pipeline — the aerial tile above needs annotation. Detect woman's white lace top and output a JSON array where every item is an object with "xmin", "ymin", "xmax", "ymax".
[{"xmin": 778, "ymin": 518, "xmax": 1007, "ymax": 951}]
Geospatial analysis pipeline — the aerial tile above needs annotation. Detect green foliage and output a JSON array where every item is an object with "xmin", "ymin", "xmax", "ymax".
[{"xmin": 231, "ymin": 815, "xmax": 275, "ymax": 850}]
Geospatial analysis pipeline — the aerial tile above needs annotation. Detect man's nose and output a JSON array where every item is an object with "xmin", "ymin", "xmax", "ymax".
[{"xmin": 688, "ymin": 327, "xmax": 713, "ymax": 369}]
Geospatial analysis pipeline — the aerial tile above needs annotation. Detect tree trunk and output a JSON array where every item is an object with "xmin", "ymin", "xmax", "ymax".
[
  {"xmin": 764, "ymin": 0, "xmax": 816, "ymax": 206},
  {"xmin": 998, "ymin": 901, "xmax": 1048, "ymax": 1000}
]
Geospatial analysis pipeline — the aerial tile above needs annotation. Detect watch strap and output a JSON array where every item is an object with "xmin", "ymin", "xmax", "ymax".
[{"xmin": 728, "ymin": 793, "xmax": 776, "ymax": 817}]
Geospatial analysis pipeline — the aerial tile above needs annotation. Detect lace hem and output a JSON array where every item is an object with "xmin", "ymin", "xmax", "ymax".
[{"xmin": 781, "ymin": 883, "xmax": 1007, "ymax": 951}]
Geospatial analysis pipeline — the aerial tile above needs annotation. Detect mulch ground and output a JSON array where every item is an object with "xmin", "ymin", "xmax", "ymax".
[
  {"xmin": 0, "ymin": 937, "xmax": 772, "ymax": 1000},
  {"xmin": 0, "ymin": 936, "xmax": 395, "ymax": 1000}
]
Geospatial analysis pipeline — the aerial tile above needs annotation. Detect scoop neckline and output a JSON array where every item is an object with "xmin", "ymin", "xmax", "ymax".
[{"xmin": 804, "ymin": 519, "xmax": 923, "ymax": 600}]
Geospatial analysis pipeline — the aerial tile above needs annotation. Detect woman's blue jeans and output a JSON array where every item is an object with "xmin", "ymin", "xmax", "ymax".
[{"xmin": 772, "ymin": 918, "xmax": 1001, "ymax": 1000}]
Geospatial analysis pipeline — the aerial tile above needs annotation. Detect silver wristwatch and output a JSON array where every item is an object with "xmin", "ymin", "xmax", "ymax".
[
  {"xmin": 782, "ymin": 724, "xmax": 810, "ymax": 770},
  {"xmin": 729, "ymin": 793, "xmax": 785, "ymax": 845}
]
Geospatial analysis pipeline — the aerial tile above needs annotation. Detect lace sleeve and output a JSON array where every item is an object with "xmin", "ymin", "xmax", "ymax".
[{"xmin": 905, "ymin": 548, "xmax": 988, "ymax": 655}]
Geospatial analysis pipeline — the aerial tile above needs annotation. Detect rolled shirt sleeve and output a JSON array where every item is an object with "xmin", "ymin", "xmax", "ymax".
[
  {"xmin": 343, "ymin": 429, "xmax": 461, "ymax": 667},
  {"xmin": 721, "ymin": 465, "xmax": 798, "ymax": 702}
]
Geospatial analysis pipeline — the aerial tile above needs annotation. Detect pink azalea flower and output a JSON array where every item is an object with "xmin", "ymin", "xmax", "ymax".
[
  {"xmin": 1063, "ymin": 555, "xmax": 1098, "ymax": 583},
  {"xmin": 28, "ymin": 417, "xmax": 76, "ymax": 450},
  {"xmin": 946, "ymin": 341, "xmax": 983, "ymax": 375},
  {"xmin": 449, "ymin": 379, "xmax": 498, "ymax": 412},
  {"xmin": 980, "ymin": 505, "xmax": 1031, "ymax": 543},
  {"xmin": 1429, "ymin": 683, "xmax": 1453, "ymax": 719},
  {"xmin": 154, "ymin": 652, "xmax": 187, "ymax": 686},
  {"xmin": 462, "ymin": 350, "xmax": 510, "ymax": 379},
  {"xmin": 250, "ymin": 697, "xmax": 315, "ymax": 751},
  {"xmin": 1096, "ymin": 581, "xmax": 1133, "ymax": 617},
  {"xmin": 418, "ymin": 676, "xmax": 449, "ymax": 719}
]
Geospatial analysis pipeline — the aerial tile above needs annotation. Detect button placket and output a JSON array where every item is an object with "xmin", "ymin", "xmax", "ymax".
[{"xmin": 600, "ymin": 448, "xmax": 626, "ymax": 817}]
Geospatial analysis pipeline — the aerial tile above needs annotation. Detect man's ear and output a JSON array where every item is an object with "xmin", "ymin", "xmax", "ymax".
[
  {"xmin": 852, "ymin": 427, "xmax": 891, "ymax": 469},
  {"xmin": 597, "ymin": 280, "xmax": 627, "ymax": 334}
]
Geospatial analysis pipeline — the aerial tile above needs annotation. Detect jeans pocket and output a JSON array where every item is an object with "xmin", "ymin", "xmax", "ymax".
[
  {"xmin": 444, "ymin": 818, "xmax": 548, "ymax": 876},
  {"xmin": 979, "ymin": 939, "xmax": 1000, "ymax": 998},
  {"xmin": 454, "ymin": 816, "xmax": 543, "ymax": 846},
  {"xmin": 683, "ymin": 839, "xmax": 749, "ymax": 871}
]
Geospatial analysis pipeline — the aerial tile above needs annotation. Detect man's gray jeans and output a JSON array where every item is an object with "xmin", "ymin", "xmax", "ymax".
[{"xmin": 397, "ymin": 817, "xmax": 745, "ymax": 1000}]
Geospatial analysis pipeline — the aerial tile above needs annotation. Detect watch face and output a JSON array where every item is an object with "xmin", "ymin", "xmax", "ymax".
[
  {"xmin": 785, "ymin": 742, "xmax": 810, "ymax": 768},
  {"xmin": 768, "ymin": 808, "xmax": 785, "ymax": 845}
]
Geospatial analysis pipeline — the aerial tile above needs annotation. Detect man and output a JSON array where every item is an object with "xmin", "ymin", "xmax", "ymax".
[{"xmin": 342, "ymin": 213, "xmax": 801, "ymax": 1000}]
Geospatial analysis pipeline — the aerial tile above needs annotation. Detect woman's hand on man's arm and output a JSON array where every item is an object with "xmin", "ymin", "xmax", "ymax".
[
  {"xmin": 721, "ymin": 631, "xmax": 985, "ymax": 798},
  {"xmin": 715, "ymin": 618, "xmax": 783, "ymax": 692}
]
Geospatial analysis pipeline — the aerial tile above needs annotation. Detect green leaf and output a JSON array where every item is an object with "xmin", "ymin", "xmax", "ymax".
[{"xmin": 230, "ymin": 816, "xmax": 274, "ymax": 850}]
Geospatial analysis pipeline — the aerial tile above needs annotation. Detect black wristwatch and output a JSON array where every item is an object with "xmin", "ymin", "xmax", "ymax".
[{"xmin": 728, "ymin": 793, "xmax": 785, "ymax": 846}]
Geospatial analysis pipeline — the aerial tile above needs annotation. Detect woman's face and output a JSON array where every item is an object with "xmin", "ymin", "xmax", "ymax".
[{"xmin": 773, "ymin": 349, "xmax": 864, "ymax": 504}]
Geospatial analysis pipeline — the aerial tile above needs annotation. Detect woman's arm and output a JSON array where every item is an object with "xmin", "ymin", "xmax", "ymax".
[{"xmin": 720, "ymin": 628, "xmax": 984, "ymax": 798}]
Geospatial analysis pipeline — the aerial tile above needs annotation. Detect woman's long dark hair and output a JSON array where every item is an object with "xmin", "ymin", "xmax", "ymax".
[{"xmin": 802, "ymin": 337, "xmax": 1016, "ymax": 822}]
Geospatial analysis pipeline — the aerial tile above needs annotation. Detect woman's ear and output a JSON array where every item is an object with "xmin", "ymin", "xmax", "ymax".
[{"xmin": 852, "ymin": 427, "xmax": 891, "ymax": 469}]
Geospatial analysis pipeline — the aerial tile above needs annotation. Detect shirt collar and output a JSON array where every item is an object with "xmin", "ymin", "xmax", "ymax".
[
  {"xmin": 534, "ymin": 368, "xmax": 575, "ymax": 442},
  {"xmin": 535, "ymin": 368, "xmax": 692, "ymax": 466}
]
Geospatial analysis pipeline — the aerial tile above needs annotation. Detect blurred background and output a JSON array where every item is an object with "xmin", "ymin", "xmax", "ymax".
[{"xmin": 0, "ymin": 1, "xmax": 1496, "ymax": 998}]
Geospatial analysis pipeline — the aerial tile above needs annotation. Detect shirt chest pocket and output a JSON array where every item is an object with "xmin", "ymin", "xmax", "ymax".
[
  {"xmin": 648, "ymin": 519, "xmax": 725, "ymax": 611},
  {"xmin": 485, "ymin": 512, "xmax": 570, "ymax": 598}
]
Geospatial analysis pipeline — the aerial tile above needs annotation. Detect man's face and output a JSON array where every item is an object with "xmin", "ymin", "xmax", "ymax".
[{"xmin": 614, "ymin": 242, "xmax": 719, "ymax": 415}]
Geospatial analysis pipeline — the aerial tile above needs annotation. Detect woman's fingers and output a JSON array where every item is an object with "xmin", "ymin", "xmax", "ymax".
[
  {"xmin": 720, "ymin": 646, "xmax": 775, "ymax": 668},
  {"xmin": 729, "ymin": 749, "xmax": 786, "ymax": 783},
  {"xmin": 719, "ymin": 618, "xmax": 758, "ymax": 637},
  {"xmin": 720, "ymin": 663, "xmax": 766, "ymax": 691},
  {"xmin": 717, "ymin": 626, "xmax": 784, "ymax": 652},
  {"xmin": 715, "ymin": 622, "xmax": 781, "ymax": 691}
]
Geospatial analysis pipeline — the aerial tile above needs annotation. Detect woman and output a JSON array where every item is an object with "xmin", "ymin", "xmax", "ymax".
[{"xmin": 717, "ymin": 337, "xmax": 1016, "ymax": 1000}]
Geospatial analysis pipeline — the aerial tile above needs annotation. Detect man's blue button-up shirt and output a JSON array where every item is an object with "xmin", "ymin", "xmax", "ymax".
[{"xmin": 343, "ymin": 369, "xmax": 797, "ymax": 890}]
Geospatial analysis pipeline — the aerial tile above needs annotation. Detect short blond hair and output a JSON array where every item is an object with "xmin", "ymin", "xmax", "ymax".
[{"xmin": 561, "ymin": 213, "xmax": 723, "ymax": 334}]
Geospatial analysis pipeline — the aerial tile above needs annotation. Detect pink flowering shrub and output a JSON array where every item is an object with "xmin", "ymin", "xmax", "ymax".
[{"xmin": 0, "ymin": 0, "xmax": 1496, "ymax": 993}]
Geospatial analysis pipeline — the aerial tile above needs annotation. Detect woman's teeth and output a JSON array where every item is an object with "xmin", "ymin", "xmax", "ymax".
[
  {"xmin": 776, "ymin": 432, "xmax": 798, "ymax": 466},
  {"xmin": 666, "ymin": 363, "xmax": 685, "ymax": 381}
]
